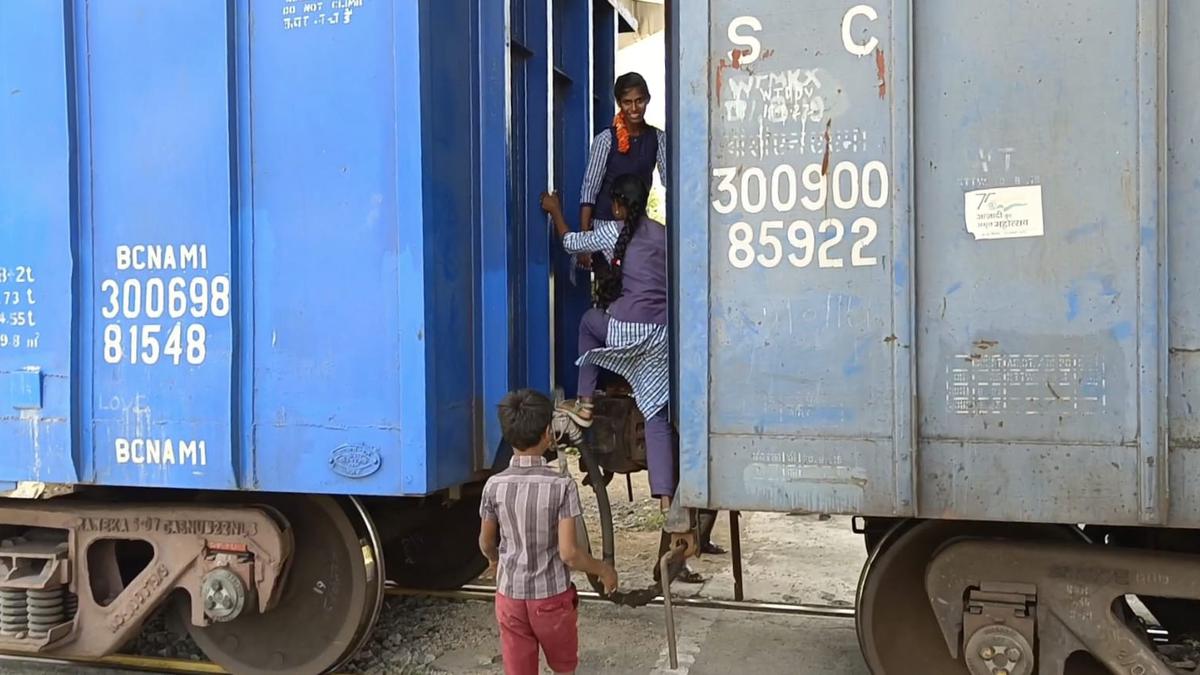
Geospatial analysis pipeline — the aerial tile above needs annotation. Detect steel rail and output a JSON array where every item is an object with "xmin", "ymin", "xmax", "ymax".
[
  {"xmin": 4, "ymin": 587, "xmax": 855, "ymax": 673},
  {"xmin": 386, "ymin": 583, "xmax": 858, "ymax": 619},
  {"xmin": 0, "ymin": 652, "xmax": 230, "ymax": 674}
]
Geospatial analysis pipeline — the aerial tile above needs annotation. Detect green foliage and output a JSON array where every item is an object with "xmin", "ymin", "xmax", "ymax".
[{"xmin": 647, "ymin": 185, "xmax": 666, "ymax": 223}]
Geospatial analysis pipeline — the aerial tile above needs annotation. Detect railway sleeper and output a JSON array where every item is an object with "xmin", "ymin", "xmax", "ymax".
[
  {"xmin": 927, "ymin": 539, "xmax": 1200, "ymax": 675},
  {"xmin": 0, "ymin": 501, "xmax": 291, "ymax": 659}
]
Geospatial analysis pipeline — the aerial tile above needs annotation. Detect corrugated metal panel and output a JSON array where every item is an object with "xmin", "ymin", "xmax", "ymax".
[
  {"xmin": 0, "ymin": 1, "xmax": 78, "ymax": 486},
  {"xmin": 676, "ymin": 0, "xmax": 1193, "ymax": 527},
  {"xmin": 552, "ymin": 0, "xmax": 604, "ymax": 399},
  {"xmin": 0, "ymin": 1, "xmax": 600, "ymax": 497},
  {"xmin": 1167, "ymin": 0, "xmax": 1200, "ymax": 526}
]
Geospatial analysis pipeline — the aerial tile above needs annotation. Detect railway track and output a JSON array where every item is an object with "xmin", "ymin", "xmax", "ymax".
[
  {"xmin": 404, "ymin": 584, "xmax": 857, "ymax": 620},
  {"xmin": 0, "ymin": 652, "xmax": 229, "ymax": 674},
  {"xmin": 1, "ymin": 586, "xmax": 855, "ymax": 674}
]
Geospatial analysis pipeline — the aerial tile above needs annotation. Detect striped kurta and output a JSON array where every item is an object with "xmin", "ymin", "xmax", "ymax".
[
  {"xmin": 561, "ymin": 219, "xmax": 621, "ymax": 261},
  {"xmin": 579, "ymin": 128, "xmax": 668, "ymax": 209},
  {"xmin": 562, "ymin": 219, "xmax": 671, "ymax": 420},
  {"xmin": 577, "ymin": 318, "xmax": 670, "ymax": 419},
  {"xmin": 570, "ymin": 125, "xmax": 671, "ymax": 421},
  {"xmin": 575, "ymin": 127, "xmax": 667, "ymax": 262},
  {"xmin": 479, "ymin": 455, "xmax": 583, "ymax": 600}
]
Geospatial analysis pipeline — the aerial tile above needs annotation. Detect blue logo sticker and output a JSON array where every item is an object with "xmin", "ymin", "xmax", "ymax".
[{"xmin": 329, "ymin": 444, "xmax": 382, "ymax": 479}]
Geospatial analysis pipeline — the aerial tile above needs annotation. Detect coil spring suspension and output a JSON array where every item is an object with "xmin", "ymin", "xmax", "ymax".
[
  {"xmin": 64, "ymin": 591, "xmax": 78, "ymax": 620},
  {"xmin": 0, "ymin": 588, "xmax": 28, "ymax": 637},
  {"xmin": 26, "ymin": 587, "xmax": 65, "ymax": 638}
]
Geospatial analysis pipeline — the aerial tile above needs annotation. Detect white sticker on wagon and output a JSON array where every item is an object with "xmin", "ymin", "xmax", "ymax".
[{"xmin": 964, "ymin": 184, "xmax": 1044, "ymax": 240}]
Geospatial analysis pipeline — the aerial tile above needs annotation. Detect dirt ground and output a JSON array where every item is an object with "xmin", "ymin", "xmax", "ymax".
[
  {"xmin": 568, "ymin": 458, "xmax": 866, "ymax": 606},
  {"xmin": 428, "ymin": 602, "xmax": 867, "ymax": 675}
]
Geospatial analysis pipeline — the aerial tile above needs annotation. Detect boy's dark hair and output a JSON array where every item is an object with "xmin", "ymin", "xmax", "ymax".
[{"xmin": 497, "ymin": 389, "xmax": 554, "ymax": 451}]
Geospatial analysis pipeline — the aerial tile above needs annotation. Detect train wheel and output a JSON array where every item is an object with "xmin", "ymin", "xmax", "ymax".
[
  {"xmin": 859, "ymin": 517, "xmax": 899, "ymax": 556},
  {"xmin": 856, "ymin": 519, "xmax": 1087, "ymax": 674},
  {"xmin": 383, "ymin": 495, "xmax": 489, "ymax": 590},
  {"xmin": 181, "ymin": 495, "xmax": 383, "ymax": 675},
  {"xmin": 344, "ymin": 497, "xmax": 387, "ymax": 667}
]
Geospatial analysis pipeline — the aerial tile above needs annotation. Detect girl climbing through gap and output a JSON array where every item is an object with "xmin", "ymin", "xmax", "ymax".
[
  {"xmin": 543, "ymin": 175, "xmax": 667, "ymax": 489},
  {"xmin": 541, "ymin": 175, "xmax": 706, "ymax": 583},
  {"xmin": 558, "ymin": 71, "xmax": 665, "ymax": 428}
]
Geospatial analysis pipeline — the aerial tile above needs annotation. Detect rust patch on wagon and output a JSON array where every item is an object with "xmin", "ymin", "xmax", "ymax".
[
  {"xmin": 715, "ymin": 58, "xmax": 729, "ymax": 103},
  {"xmin": 714, "ymin": 48, "xmax": 751, "ymax": 104},
  {"xmin": 820, "ymin": 120, "xmax": 833, "ymax": 175},
  {"xmin": 874, "ymin": 47, "xmax": 887, "ymax": 99}
]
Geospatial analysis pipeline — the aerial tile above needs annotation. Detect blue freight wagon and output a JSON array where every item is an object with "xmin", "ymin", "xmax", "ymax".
[
  {"xmin": 0, "ymin": 1, "xmax": 634, "ymax": 673},
  {"xmin": 673, "ymin": 1, "xmax": 1200, "ymax": 673}
]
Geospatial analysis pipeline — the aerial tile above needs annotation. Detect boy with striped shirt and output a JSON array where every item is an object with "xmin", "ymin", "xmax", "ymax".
[{"xmin": 479, "ymin": 389, "xmax": 618, "ymax": 675}]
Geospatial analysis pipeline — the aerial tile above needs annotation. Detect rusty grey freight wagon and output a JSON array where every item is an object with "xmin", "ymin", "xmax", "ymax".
[{"xmin": 672, "ymin": 1, "xmax": 1200, "ymax": 673}]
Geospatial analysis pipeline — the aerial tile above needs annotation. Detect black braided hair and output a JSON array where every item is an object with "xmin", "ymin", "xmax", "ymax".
[
  {"xmin": 593, "ymin": 174, "xmax": 650, "ymax": 308},
  {"xmin": 614, "ymin": 72, "xmax": 650, "ymax": 101}
]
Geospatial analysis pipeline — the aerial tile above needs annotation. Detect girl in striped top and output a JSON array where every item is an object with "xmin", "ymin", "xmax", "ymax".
[
  {"xmin": 541, "ymin": 176, "xmax": 672, "ymax": 500},
  {"xmin": 576, "ymin": 72, "xmax": 667, "ymax": 269}
]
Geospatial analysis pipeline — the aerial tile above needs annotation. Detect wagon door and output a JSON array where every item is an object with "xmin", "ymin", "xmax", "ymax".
[
  {"xmin": 79, "ymin": 2, "xmax": 239, "ymax": 489},
  {"xmin": 677, "ymin": 1, "xmax": 912, "ymax": 515}
]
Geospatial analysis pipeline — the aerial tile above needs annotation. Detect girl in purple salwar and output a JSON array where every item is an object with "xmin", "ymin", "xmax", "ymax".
[
  {"xmin": 541, "ymin": 177, "xmax": 673, "ymax": 499},
  {"xmin": 544, "ymin": 74, "xmax": 725, "ymax": 568},
  {"xmin": 544, "ymin": 181, "xmax": 717, "ymax": 579}
]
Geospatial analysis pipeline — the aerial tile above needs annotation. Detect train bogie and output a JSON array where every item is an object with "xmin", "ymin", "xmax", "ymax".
[{"xmin": 0, "ymin": 498, "xmax": 291, "ymax": 661}]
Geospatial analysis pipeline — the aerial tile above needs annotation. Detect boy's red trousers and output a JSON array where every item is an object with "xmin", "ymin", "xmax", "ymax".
[{"xmin": 494, "ymin": 585, "xmax": 579, "ymax": 674}]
